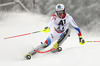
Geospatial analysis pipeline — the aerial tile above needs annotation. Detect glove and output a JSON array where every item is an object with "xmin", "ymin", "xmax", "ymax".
[
  {"xmin": 51, "ymin": 42, "xmax": 59, "ymax": 49},
  {"xmin": 79, "ymin": 36, "xmax": 85, "ymax": 45},
  {"xmin": 41, "ymin": 27, "xmax": 50, "ymax": 33}
]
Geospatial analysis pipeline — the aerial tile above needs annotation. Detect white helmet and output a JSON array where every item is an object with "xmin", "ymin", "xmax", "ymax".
[{"xmin": 55, "ymin": 4, "xmax": 65, "ymax": 14}]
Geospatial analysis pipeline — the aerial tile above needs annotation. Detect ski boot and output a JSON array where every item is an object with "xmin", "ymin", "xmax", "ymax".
[
  {"xmin": 51, "ymin": 47, "xmax": 62, "ymax": 53},
  {"xmin": 25, "ymin": 53, "xmax": 32, "ymax": 60},
  {"xmin": 25, "ymin": 49, "xmax": 37, "ymax": 60},
  {"xmin": 57, "ymin": 47, "xmax": 62, "ymax": 52}
]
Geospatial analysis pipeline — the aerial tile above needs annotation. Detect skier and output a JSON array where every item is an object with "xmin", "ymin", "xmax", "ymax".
[{"xmin": 25, "ymin": 4, "xmax": 85, "ymax": 59}]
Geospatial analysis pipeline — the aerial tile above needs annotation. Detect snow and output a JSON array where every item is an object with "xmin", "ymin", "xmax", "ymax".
[{"xmin": 0, "ymin": 12, "xmax": 100, "ymax": 66}]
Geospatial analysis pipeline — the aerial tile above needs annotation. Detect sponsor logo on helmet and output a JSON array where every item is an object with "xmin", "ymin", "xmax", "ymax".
[{"xmin": 58, "ymin": 5, "xmax": 61, "ymax": 8}]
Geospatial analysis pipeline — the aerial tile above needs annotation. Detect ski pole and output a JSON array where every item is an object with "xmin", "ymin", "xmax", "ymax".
[
  {"xmin": 4, "ymin": 31, "xmax": 41, "ymax": 39},
  {"xmin": 86, "ymin": 41, "xmax": 100, "ymax": 42}
]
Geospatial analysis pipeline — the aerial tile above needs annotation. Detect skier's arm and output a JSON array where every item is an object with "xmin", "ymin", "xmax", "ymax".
[
  {"xmin": 47, "ymin": 14, "xmax": 56, "ymax": 28},
  {"xmin": 69, "ymin": 15, "xmax": 85, "ymax": 45},
  {"xmin": 68, "ymin": 15, "xmax": 81, "ymax": 36},
  {"xmin": 41, "ymin": 14, "xmax": 55, "ymax": 33}
]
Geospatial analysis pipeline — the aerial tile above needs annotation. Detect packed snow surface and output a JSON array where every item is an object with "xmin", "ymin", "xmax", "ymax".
[{"xmin": 0, "ymin": 12, "xmax": 100, "ymax": 66}]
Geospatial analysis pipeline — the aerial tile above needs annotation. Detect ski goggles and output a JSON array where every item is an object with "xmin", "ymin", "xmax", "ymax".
[{"xmin": 56, "ymin": 11, "xmax": 64, "ymax": 14}]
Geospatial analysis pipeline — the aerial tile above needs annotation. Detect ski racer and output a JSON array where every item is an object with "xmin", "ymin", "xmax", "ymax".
[{"xmin": 25, "ymin": 4, "xmax": 85, "ymax": 59}]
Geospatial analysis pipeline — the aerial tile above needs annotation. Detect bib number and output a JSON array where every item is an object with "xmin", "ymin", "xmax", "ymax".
[
  {"xmin": 58, "ymin": 19, "xmax": 66, "ymax": 26},
  {"xmin": 57, "ymin": 19, "xmax": 66, "ymax": 30}
]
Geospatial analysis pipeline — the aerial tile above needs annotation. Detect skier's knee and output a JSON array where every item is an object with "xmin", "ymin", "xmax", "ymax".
[
  {"xmin": 58, "ymin": 29, "xmax": 70, "ymax": 44},
  {"xmin": 43, "ymin": 45, "xmax": 48, "ymax": 48},
  {"xmin": 41, "ymin": 42, "xmax": 48, "ymax": 48}
]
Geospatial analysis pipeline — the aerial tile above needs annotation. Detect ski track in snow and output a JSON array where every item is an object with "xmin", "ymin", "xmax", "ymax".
[{"xmin": 0, "ymin": 12, "xmax": 100, "ymax": 66}]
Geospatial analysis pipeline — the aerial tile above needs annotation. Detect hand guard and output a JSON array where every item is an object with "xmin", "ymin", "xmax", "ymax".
[
  {"xmin": 51, "ymin": 42, "xmax": 59, "ymax": 49},
  {"xmin": 79, "ymin": 36, "xmax": 85, "ymax": 45},
  {"xmin": 41, "ymin": 27, "xmax": 50, "ymax": 33}
]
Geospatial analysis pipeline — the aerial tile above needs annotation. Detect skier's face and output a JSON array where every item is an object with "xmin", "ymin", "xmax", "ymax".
[
  {"xmin": 57, "ymin": 11, "xmax": 64, "ymax": 18},
  {"xmin": 58, "ymin": 13, "xmax": 64, "ymax": 18}
]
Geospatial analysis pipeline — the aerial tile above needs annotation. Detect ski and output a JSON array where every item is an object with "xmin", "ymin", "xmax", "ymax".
[
  {"xmin": 25, "ymin": 47, "xmax": 62, "ymax": 60},
  {"xmin": 25, "ymin": 49, "xmax": 54, "ymax": 60}
]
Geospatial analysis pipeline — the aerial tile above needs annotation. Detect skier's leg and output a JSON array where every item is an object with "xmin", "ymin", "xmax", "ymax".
[
  {"xmin": 25, "ymin": 29, "xmax": 60, "ymax": 59},
  {"xmin": 27, "ymin": 29, "xmax": 59, "ymax": 55},
  {"xmin": 25, "ymin": 42, "xmax": 48, "ymax": 60},
  {"xmin": 51, "ymin": 29, "xmax": 71, "ymax": 52},
  {"xmin": 44, "ymin": 28, "xmax": 61, "ymax": 46},
  {"xmin": 29, "ymin": 42, "xmax": 48, "ymax": 55},
  {"xmin": 58, "ymin": 28, "xmax": 71, "ymax": 46},
  {"xmin": 28, "ymin": 37, "xmax": 52, "ymax": 56}
]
